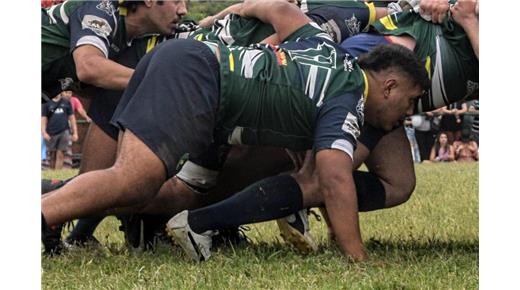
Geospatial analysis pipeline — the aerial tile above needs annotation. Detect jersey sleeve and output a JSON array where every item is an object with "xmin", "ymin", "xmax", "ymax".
[
  {"xmin": 314, "ymin": 91, "xmax": 364, "ymax": 160},
  {"xmin": 304, "ymin": 1, "xmax": 375, "ymax": 43},
  {"xmin": 283, "ymin": 22, "xmax": 333, "ymax": 42},
  {"xmin": 69, "ymin": 1, "xmax": 118, "ymax": 58}
]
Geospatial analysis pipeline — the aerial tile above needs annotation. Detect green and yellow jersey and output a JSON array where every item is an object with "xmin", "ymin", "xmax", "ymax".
[{"xmin": 208, "ymin": 23, "xmax": 368, "ymax": 158}]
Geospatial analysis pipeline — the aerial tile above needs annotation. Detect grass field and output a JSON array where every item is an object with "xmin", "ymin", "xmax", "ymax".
[{"xmin": 42, "ymin": 162, "xmax": 478, "ymax": 289}]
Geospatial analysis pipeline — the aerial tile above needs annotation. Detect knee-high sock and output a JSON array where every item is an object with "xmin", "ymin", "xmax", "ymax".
[
  {"xmin": 188, "ymin": 175, "xmax": 303, "ymax": 233},
  {"xmin": 66, "ymin": 216, "xmax": 104, "ymax": 241},
  {"xmin": 353, "ymin": 170, "xmax": 386, "ymax": 212}
]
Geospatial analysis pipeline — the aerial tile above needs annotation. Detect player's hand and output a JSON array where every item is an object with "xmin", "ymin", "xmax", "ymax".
[
  {"xmin": 419, "ymin": 0, "xmax": 450, "ymax": 23},
  {"xmin": 43, "ymin": 133, "xmax": 51, "ymax": 141},
  {"xmin": 72, "ymin": 133, "xmax": 79, "ymax": 142},
  {"xmin": 450, "ymin": 0, "xmax": 478, "ymax": 26},
  {"xmin": 198, "ymin": 16, "xmax": 215, "ymax": 28}
]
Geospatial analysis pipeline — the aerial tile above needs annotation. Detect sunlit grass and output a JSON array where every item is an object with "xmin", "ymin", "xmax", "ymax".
[{"xmin": 42, "ymin": 162, "xmax": 478, "ymax": 289}]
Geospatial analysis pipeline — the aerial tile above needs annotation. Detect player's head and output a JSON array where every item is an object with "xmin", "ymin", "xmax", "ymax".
[
  {"xmin": 122, "ymin": 0, "xmax": 188, "ymax": 35},
  {"xmin": 358, "ymin": 43, "xmax": 429, "ymax": 131}
]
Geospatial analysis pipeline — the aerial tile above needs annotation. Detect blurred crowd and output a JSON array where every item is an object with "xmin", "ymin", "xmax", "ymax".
[{"xmin": 405, "ymin": 100, "xmax": 479, "ymax": 163}]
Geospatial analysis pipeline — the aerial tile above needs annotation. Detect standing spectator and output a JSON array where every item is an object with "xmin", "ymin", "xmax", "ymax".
[
  {"xmin": 404, "ymin": 117, "xmax": 421, "ymax": 163},
  {"xmin": 41, "ymin": 89, "xmax": 78, "ymax": 170},
  {"xmin": 438, "ymin": 102, "xmax": 468, "ymax": 143},
  {"xmin": 428, "ymin": 132, "xmax": 455, "ymax": 162},
  {"xmin": 468, "ymin": 100, "xmax": 479, "ymax": 145},
  {"xmin": 60, "ymin": 94, "xmax": 91, "ymax": 168},
  {"xmin": 412, "ymin": 112, "xmax": 439, "ymax": 162},
  {"xmin": 68, "ymin": 95, "xmax": 92, "ymax": 123}
]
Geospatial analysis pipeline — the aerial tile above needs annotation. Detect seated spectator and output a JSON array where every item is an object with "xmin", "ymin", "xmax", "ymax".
[
  {"xmin": 454, "ymin": 135, "xmax": 479, "ymax": 162},
  {"xmin": 428, "ymin": 132, "xmax": 455, "ymax": 162}
]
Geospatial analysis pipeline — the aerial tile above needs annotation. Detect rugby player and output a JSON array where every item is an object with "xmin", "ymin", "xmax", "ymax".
[
  {"xmin": 41, "ymin": 0, "xmax": 188, "ymax": 254},
  {"xmin": 41, "ymin": 0, "xmax": 428, "ymax": 262},
  {"xmin": 41, "ymin": 0, "xmax": 187, "ymax": 100}
]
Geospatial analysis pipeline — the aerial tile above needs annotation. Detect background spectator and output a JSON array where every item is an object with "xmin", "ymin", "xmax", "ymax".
[
  {"xmin": 428, "ymin": 132, "xmax": 455, "ymax": 162},
  {"xmin": 468, "ymin": 100, "xmax": 479, "ymax": 145},
  {"xmin": 61, "ymin": 94, "xmax": 90, "ymax": 168},
  {"xmin": 438, "ymin": 102, "xmax": 468, "ymax": 143},
  {"xmin": 404, "ymin": 117, "xmax": 421, "ymax": 163},
  {"xmin": 411, "ymin": 112, "xmax": 440, "ymax": 162},
  {"xmin": 41, "ymin": 90, "xmax": 78, "ymax": 170},
  {"xmin": 453, "ymin": 132, "xmax": 479, "ymax": 162}
]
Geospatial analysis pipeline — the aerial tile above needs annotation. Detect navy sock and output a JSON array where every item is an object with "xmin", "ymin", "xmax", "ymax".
[
  {"xmin": 353, "ymin": 170, "xmax": 386, "ymax": 211},
  {"xmin": 66, "ymin": 216, "xmax": 104, "ymax": 241},
  {"xmin": 188, "ymin": 175, "xmax": 303, "ymax": 233}
]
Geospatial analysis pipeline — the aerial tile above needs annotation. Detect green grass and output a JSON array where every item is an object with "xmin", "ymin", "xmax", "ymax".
[{"xmin": 42, "ymin": 162, "xmax": 478, "ymax": 289}]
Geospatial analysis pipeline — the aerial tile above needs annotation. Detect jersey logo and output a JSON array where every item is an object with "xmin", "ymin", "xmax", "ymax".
[
  {"xmin": 82, "ymin": 15, "xmax": 112, "ymax": 38},
  {"xmin": 356, "ymin": 97, "xmax": 365, "ymax": 126},
  {"xmin": 96, "ymin": 0, "xmax": 116, "ymax": 16},
  {"xmin": 287, "ymin": 41, "xmax": 337, "ymax": 69},
  {"xmin": 320, "ymin": 20, "xmax": 342, "ymax": 44},
  {"xmin": 53, "ymin": 107, "xmax": 65, "ymax": 114},
  {"xmin": 343, "ymin": 54, "xmax": 355, "ymax": 72},
  {"xmin": 345, "ymin": 15, "xmax": 361, "ymax": 37},
  {"xmin": 342, "ymin": 112, "xmax": 361, "ymax": 139}
]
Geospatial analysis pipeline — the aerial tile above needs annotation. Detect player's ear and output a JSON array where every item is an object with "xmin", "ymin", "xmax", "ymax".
[{"xmin": 383, "ymin": 79, "xmax": 397, "ymax": 99}]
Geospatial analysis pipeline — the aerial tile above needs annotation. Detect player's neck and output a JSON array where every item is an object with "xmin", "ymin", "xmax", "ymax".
[{"xmin": 125, "ymin": 13, "xmax": 149, "ymax": 40}]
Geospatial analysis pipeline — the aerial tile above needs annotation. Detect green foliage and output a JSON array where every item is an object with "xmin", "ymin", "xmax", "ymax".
[
  {"xmin": 42, "ymin": 162, "xmax": 478, "ymax": 289},
  {"xmin": 185, "ymin": 0, "xmax": 241, "ymax": 21}
]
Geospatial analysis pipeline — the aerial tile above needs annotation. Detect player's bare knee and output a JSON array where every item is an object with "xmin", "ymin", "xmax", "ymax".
[{"xmin": 387, "ymin": 175, "xmax": 416, "ymax": 206}]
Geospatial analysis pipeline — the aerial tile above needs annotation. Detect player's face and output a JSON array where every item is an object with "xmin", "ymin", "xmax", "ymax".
[
  {"xmin": 366, "ymin": 78, "xmax": 422, "ymax": 131},
  {"xmin": 149, "ymin": 0, "xmax": 188, "ymax": 35}
]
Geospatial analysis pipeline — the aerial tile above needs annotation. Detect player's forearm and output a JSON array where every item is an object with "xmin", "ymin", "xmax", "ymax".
[
  {"xmin": 322, "ymin": 180, "xmax": 366, "ymax": 261},
  {"xmin": 460, "ymin": 18, "xmax": 479, "ymax": 59},
  {"xmin": 74, "ymin": 46, "xmax": 134, "ymax": 91},
  {"xmin": 78, "ymin": 56, "xmax": 133, "ymax": 90},
  {"xmin": 241, "ymin": 0, "xmax": 309, "ymax": 41}
]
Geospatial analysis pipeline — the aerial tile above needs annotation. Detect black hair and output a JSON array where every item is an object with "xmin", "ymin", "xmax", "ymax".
[
  {"xmin": 119, "ymin": 1, "xmax": 164, "ymax": 13},
  {"xmin": 357, "ymin": 43, "xmax": 430, "ymax": 93}
]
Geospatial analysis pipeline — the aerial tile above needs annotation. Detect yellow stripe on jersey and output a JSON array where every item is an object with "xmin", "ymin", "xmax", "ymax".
[
  {"xmin": 229, "ymin": 53, "xmax": 235, "ymax": 72},
  {"xmin": 118, "ymin": 1, "xmax": 127, "ymax": 16},
  {"xmin": 146, "ymin": 35, "xmax": 158, "ymax": 53},
  {"xmin": 425, "ymin": 56, "xmax": 432, "ymax": 79},
  {"xmin": 379, "ymin": 15, "xmax": 398, "ymax": 31},
  {"xmin": 361, "ymin": 69, "xmax": 369, "ymax": 102},
  {"xmin": 365, "ymin": 2, "xmax": 376, "ymax": 25},
  {"xmin": 195, "ymin": 34, "xmax": 204, "ymax": 41}
]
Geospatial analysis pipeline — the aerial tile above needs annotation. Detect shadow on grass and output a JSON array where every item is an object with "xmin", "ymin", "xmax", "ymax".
[
  {"xmin": 365, "ymin": 237, "xmax": 478, "ymax": 254},
  {"xmin": 209, "ymin": 237, "xmax": 478, "ymax": 262}
]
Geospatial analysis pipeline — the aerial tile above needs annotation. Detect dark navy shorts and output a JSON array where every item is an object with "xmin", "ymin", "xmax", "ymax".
[
  {"xmin": 112, "ymin": 39, "xmax": 220, "ymax": 178},
  {"xmin": 88, "ymin": 87, "xmax": 121, "ymax": 140},
  {"xmin": 339, "ymin": 32, "xmax": 390, "ymax": 58}
]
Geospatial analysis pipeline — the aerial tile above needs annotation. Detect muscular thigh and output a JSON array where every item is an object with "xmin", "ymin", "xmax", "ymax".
[{"xmin": 364, "ymin": 126, "xmax": 416, "ymax": 206}]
